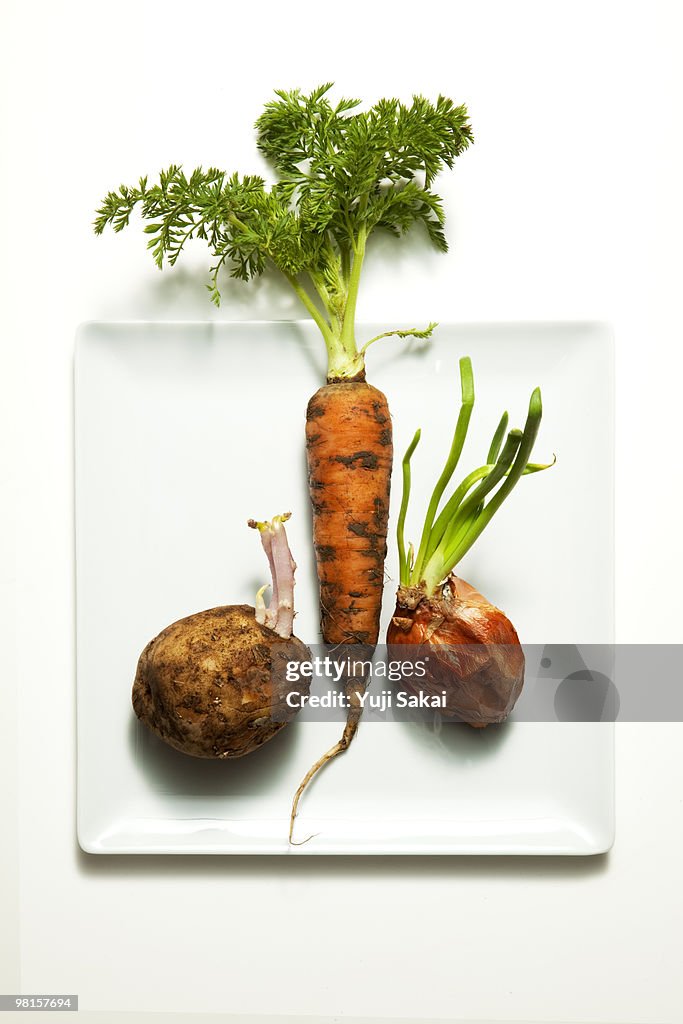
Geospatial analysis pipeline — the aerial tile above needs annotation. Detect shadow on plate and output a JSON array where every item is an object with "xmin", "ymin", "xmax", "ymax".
[
  {"xmin": 397, "ymin": 709, "xmax": 512, "ymax": 763},
  {"xmin": 128, "ymin": 712, "xmax": 304, "ymax": 798}
]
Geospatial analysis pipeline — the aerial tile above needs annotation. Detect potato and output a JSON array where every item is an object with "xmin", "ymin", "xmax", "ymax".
[{"xmin": 132, "ymin": 604, "xmax": 311, "ymax": 758}]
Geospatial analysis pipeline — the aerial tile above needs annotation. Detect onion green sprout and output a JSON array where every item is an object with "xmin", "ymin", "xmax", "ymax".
[{"xmin": 398, "ymin": 357, "xmax": 554, "ymax": 595}]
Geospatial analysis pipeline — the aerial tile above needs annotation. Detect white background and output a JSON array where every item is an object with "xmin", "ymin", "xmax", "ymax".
[{"xmin": 1, "ymin": 0, "xmax": 682, "ymax": 1021}]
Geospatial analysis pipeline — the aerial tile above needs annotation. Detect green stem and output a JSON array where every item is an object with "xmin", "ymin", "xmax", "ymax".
[
  {"xmin": 308, "ymin": 270, "xmax": 333, "ymax": 312},
  {"xmin": 359, "ymin": 322, "xmax": 437, "ymax": 358},
  {"xmin": 282, "ymin": 234, "xmax": 371, "ymax": 381},
  {"xmin": 411, "ymin": 357, "xmax": 474, "ymax": 583},
  {"xmin": 487, "ymin": 411, "xmax": 509, "ymax": 463},
  {"xmin": 282, "ymin": 271, "xmax": 335, "ymax": 351},
  {"xmin": 340, "ymin": 243, "xmax": 351, "ymax": 283},
  {"xmin": 421, "ymin": 464, "xmax": 493, "ymax": 567},
  {"xmin": 445, "ymin": 388, "xmax": 543, "ymax": 569},
  {"xmin": 443, "ymin": 431, "xmax": 522, "ymax": 545},
  {"xmin": 422, "ymin": 449, "xmax": 555, "ymax": 571},
  {"xmin": 432, "ymin": 506, "xmax": 480, "ymax": 578},
  {"xmin": 421, "ymin": 429, "xmax": 522, "ymax": 592},
  {"xmin": 397, "ymin": 429, "xmax": 422, "ymax": 585},
  {"xmin": 339, "ymin": 224, "xmax": 367, "ymax": 356}
]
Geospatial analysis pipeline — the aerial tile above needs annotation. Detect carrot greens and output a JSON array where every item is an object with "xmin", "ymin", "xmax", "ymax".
[{"xmin": 94, "ymin": 84, "xmax": 473, "ymax": 381}]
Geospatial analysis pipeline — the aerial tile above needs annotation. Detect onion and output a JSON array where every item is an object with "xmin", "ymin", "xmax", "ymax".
[
  {"xmin": 390, "ymin": 357, "xmax": 553, "ymax": 727},
  {"xmin": 387, "ymin": 574, "xmax": 524, "ymax": 726}
]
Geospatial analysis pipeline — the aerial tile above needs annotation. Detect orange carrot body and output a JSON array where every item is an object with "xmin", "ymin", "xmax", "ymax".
[{"xmin": 306, "ymin": 380, "xmax": 393, "ymax": 645}]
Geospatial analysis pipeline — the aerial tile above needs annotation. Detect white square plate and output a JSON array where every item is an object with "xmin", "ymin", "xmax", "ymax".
[{"xmin": 76, "ymin": 320, "xmax": 614, "ymax": 854}]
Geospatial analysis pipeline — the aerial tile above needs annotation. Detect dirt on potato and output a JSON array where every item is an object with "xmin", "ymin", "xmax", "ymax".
[{"xmin": 132, "ymin": 604, "xmax": 311, "ymax": 758}]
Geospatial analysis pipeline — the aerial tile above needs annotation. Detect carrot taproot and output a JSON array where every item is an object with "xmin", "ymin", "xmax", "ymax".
[
  {"xmin": 287, "ymin": 380, "xmax": 392, "ymax": 841},
  {"xmin": 307, "ymin": 380, "xmax": 393, "ymax": 644}
]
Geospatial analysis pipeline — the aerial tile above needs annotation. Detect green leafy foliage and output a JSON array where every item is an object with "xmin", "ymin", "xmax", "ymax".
[
  {"xmin": 95, "ymin": 85, "xmax": 473, "ymax": 375},
  {"xmin": 255, "ymin": 86, "xmax": 471, "ymax": 255},
  {"xmin": 94, "ymin": 166, "xmax": 318, "ymax": 304}
]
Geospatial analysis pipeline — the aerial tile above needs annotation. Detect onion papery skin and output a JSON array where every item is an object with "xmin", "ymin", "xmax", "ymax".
[{"xmin": 386, "ymin": 575, "xmax": 525, "ymax": 726}]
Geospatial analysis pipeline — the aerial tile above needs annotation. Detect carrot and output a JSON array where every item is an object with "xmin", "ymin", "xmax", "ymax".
[
  {"xmin": 284, "ymin": 379, "xmax": 392, "ymax": 840},
  {"xmin": 306, "ymin": 380, "xmax": 393, "ymax": 645}
]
